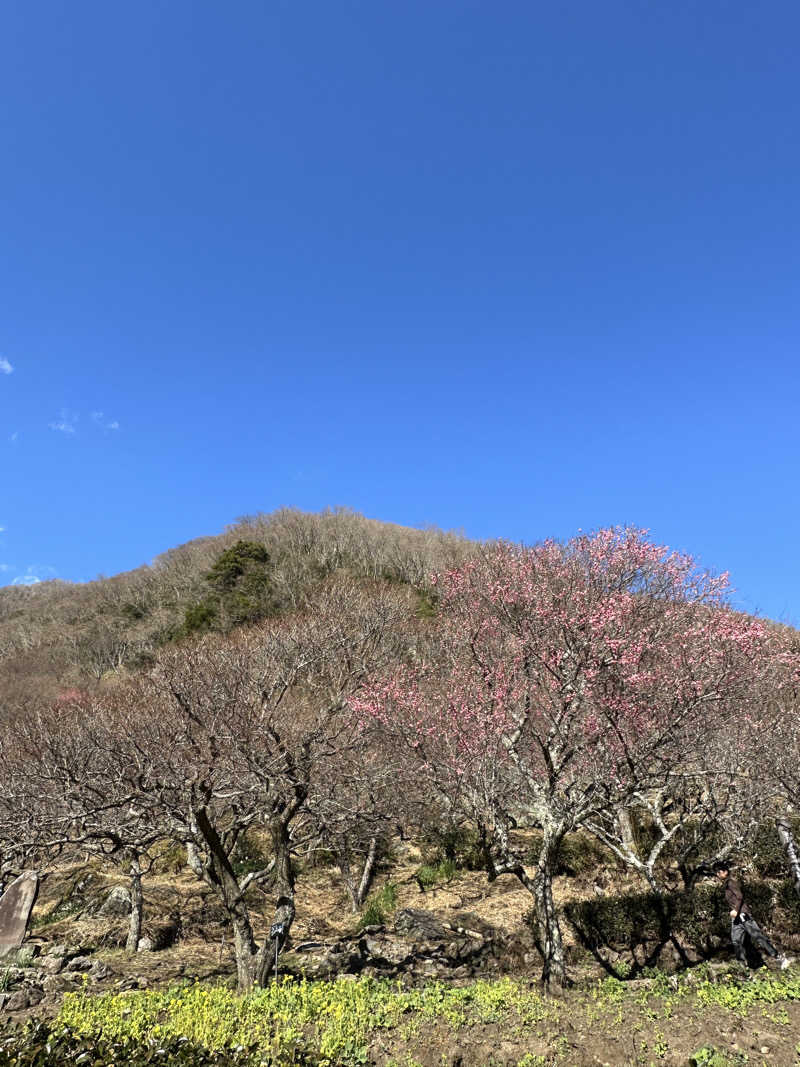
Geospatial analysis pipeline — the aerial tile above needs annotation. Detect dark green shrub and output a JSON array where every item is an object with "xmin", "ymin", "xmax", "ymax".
[
  {"xmin": 564, "ymin": 880, "xmax": 775, "ymax": 955},
  {"xmin": 232, "ymin": 831, "xmax": 271, "ymax": 878},
  {"xmin": 419, "ymin": 823, "xmax": 484, "ymax": 871},
  {"xmin": 183, "ymin": 599, "xmax": 218, "ymax": 634},
  {"xmin": 151, "ymin": 839, "xmax": 188, "ymax": 875},
  {"xmin": 751, "ymin": 818, "xmax": 800, "ymax": 879},
  {"xmin": 777, "ymin": 879, "xmax": 800, "ymax": 928},
  {"xmin": 205, "ymin": 541, "xmax": 270, "ymax": 592},
  {"xmin": 415, "ymin": 590, "xmax": 438, "ymax": 619},
  {"xmin": 555, "ymin": 834, "xmax": 611, "ymax": 877},
  {"xmin": 523, "ymin": 831, "xmax": 611, "ymax": 877},
  {"xmin": 120, "ymin": 601, "xmax": 147, "ymax": 621}
]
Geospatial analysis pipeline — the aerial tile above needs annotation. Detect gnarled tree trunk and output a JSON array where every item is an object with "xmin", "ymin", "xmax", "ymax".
[{"xmin": 192, "ymin": 808, "xmax": 270, "ymax": 991}]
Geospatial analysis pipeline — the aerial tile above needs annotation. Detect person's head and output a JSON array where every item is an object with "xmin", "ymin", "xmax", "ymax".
[{"xmin": 712, "ymin": 861, "xmax": 730, "ymax": 880}]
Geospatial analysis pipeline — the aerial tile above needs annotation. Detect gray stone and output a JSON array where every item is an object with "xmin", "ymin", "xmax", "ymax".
[
  {"xmin": 64, "ymin": 955, "xmax": 93, "ymax": 972},
  {"xmin": 96, "ymin": 885, "xmax": 132, "ymax": 918},
  {"xmin": 89, "ymin": 960, "xmax": 111, "ymax": 980},
  {"xmin": 4, "ymin": 989, "xmax": 31, "ymax": 1012},
  {"xmin": 136, "ymin": 937, "xmax": 154, "ymax": 953},
  {"xmin": 0, "ymin": 993, "xmax": 8, "ymax": 1012},
  {"xmin": 393, "ymin": 908, "xmax": 447, "ymax": 941},
  {"xmin": 42, "ymin": 973, "xmax": 84, "ymax": 995},
  {"xmin": 45, "ymin": 943, "xmax": 84, "ymax": 962},
  {"xmin": 0, "ymin": 873, "xmax": 39, "ymax": 959},
  {"xmin": 39, "ymin": 955, "xmax": 64, "ymax": 975}
]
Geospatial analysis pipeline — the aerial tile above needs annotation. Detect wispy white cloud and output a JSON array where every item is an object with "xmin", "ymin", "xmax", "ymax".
[
  {"xmin": 49, "ymin": 409, "xmax": 79, "ymax": 434},
  {"xmin": 0, "ymin": 564, "xmax": 11, "ymax": 573},
  {"xmin": 9, "ymin": 432, "xmax": 18, "ymax": 445},
  {"xmin": 91, "ymin": 411, "xmax": 120, "ymax": 431},
  {"xmin": 9, "ymin": 563, "xmax": 57, "ymax": 586},
  {"xmin": 0, "ymin": 357, "xmax": 13, "ymax": 375}
]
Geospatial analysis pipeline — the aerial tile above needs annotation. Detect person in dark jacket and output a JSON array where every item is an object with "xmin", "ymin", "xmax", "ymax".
[{"xmin": 713, "ymin": 862, "xmax": 791, "ymax": 971}]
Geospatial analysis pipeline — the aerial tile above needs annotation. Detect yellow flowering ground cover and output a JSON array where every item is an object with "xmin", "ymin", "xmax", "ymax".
[{"xmin": 49, "ymin": 968, "xmax": 800, "ymax": 1066}]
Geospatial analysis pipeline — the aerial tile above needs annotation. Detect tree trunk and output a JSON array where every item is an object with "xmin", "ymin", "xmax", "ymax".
[
  {"xmin": 530, "ymin": 839, "xmax": 568, "ymax": 989},
  {"xmin": 479, "ymin": 814, "xmax": 569, "ymax": 989},
  {"xmin": 776, "ymin": 816, "xmax": 800, "ymax": 898},
  {"xmin": 125, "ymin": 854, "xmax": 144, "ymax": 954},
  {"xmin": 336, "ymin": 852, "xmax": 359, "ymax": 913},
  {"xmin": 355, "ymin": 837, "xmax": 378, "ymax": 909},
  {"xmin": 254, "ymin": 814, "xmax": 296, "ymax": 987},
  {"xmin": 617, "ymin": 806, "xmax": 638, "ymax": 857},
  {"xmin": 193, "ymin": 808, "xmax": 264, "ymax": 992},
  {"xmin": 340, "ymin": 836, "xmax": 379, "ymax": 912}
]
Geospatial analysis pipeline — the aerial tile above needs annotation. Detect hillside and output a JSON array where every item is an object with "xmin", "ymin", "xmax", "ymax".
[{"xmin": 0, "ymin": 508, "xmax": 470, "ymax": 708}]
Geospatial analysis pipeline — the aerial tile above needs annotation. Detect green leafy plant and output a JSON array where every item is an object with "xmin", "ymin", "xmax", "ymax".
[
  {"xmin": 357, "ymin": 881, "xmax": 398, "ymax": 929},
  {"xmin": 414, "ymin": 858, "xmax": 458, "ymax": 890},
  {"xmin": 0, "ymin": 1019, "xmax": 281, "ymax": 1066}
]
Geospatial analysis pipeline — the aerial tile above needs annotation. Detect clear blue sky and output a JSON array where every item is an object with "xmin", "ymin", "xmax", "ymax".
[{"xmin": 1, "ymin": 1, "xmax": 798, "ymax": 623}]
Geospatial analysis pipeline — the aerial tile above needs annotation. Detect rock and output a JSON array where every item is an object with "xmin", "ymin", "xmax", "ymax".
[
  {"xmin": 0, "ymin": 873, "xmax": 40, "ymax": 960},
  {"xmin": 27, "ymin": 987, "xmax": 43, "ymax": 1007},
  {"xmin": 373, "ymin": 937, "xmax": 416, "ymax": 966},
  {"xmin": 64, "ymin": 955, "xmax": 93, "ymax": 972},
  {"xmin": 0, "ymin": 993, "xmax": 8, "ymax": 1012},
  {"xmin": 42, "ymin": 973, "xmax": 85, "ymax": 995},
  {"xmin": 89, "ymin": 961, "xmax": 112, "ymax": 981},
  {"xmin": 136, "ymin": 937, "xmax": 154, "ymax": 953},
  {"xmin": 39, "ymin": 955, "xmax": 64, "ymax": 975},
  {"xmin": 394, "ymin": 908, "xmax": 447, "ymax": 941},
  {"xmin": 44, "ymin": 943, "xmax": 84, "ymax": 962},
  {"xmin": 4, "ymin": 989, "xmax": 31, "ymax": 1012},
  {"xmin": 96, "ymin": 886, "xmax": 132, "ymax": 918},
  {"xmin": 414, "ymin": 958, "xmax": 442, "ymax": 978},
  {"xmin": 282, "ymin": 908, "xmax": 505, "ymax": 984},
  {"xmin": 445, "ymin": 939, "xmax": 466, "ymax": 960}
]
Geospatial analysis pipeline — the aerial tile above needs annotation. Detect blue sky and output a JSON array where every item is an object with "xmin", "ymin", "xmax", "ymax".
[{"xmin": 1, "ymin": 1, "xmax": 798, "ymax": 623}]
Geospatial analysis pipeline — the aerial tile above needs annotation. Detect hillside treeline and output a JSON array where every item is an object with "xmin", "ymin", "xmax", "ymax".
[{"xmin": 0, "ymin": 514, "xmax": 798, "ymax": 991}]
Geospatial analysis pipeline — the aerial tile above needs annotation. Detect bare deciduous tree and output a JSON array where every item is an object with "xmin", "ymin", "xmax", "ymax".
[{"xmin": 115, "ymin": 577, "xmax": 413, "ymax": 989}]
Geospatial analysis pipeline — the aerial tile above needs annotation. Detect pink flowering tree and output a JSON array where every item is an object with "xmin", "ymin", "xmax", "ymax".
[{"xmin": 353, "ymin": 529, "xmax": 765, "ymax": 987}]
